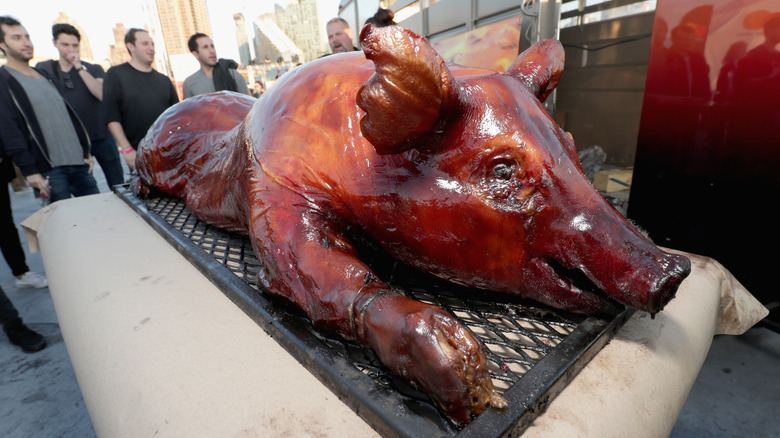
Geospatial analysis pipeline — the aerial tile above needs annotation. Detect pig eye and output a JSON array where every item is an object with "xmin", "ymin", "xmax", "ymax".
[{"xmin": 492, "ymin": 162, "xmax": 514, "ymax": 180}]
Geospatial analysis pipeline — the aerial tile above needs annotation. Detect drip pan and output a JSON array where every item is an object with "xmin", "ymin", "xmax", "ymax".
[{"xmin": 115, "ymin": 185, "xmax": 633, "ymax": 437}]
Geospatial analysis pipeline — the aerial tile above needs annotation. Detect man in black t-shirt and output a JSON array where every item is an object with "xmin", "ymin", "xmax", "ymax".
[
  {"xmin": 37, "ymin": 23, "xmax": 125, "ymax": 188},
  {"xmin": 103, "ymin": 28, "xmax": 178, "ymax": 171}
]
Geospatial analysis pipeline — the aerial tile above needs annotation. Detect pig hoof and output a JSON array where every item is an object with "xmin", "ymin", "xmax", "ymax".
[{"xmin": 359, "ymin": 293, "xmax": 505, "ymax": 425}]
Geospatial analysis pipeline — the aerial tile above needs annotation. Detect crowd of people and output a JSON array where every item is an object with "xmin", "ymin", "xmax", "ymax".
[{"xmin": 0, "ymin": 7, "xmax": 396, "ymax": 354}]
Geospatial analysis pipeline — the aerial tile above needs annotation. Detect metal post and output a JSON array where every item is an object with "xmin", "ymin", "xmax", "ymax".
[
  {"xmin": 537, "ymin": 0, "xmax": 562, "ymax": 41},
  {"xmin": 518, "ymin": 0, "xmax": 561, "ymax": 115}
]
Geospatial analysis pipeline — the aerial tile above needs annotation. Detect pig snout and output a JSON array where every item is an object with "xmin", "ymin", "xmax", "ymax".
[
  {"xmin": 530, "ymin": 187, "xmax": 692, "ymax": 316},
  {"xmin": 620, "ymin": 250, "xmax": 691, "ymax": 315},
  {"xmin": 556, "ymin": 212, "xmax": 692, "ymax": 315}
]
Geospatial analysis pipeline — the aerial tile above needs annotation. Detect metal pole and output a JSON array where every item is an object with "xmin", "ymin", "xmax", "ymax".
[{"xmin": 537, "ymin": 0, "xmax": 562, "ymax": 41}]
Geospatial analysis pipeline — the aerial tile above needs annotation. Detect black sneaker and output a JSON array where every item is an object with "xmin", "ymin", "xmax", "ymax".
[{"xmin": 4, "ymin": 319, "xmax": 47, "ymax": 353}]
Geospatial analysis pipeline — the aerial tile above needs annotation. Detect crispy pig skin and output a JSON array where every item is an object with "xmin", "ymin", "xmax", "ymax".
[{"xmin": 135, "ymin": 25, "xmax": 690, "ymax": 424}]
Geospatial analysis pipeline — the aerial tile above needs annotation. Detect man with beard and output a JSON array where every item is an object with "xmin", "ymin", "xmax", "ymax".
[
  {"xmin": 0, "ymin": 15, "xmax": 102, "ymax": 353},
  {"xmin": 103, "ymin": 28, "xmax": 178, "ymax": 171},
  {"xmin": 182, "ymin": 33, "xmax": 250, "ymax": 99},
  {"xmin": 0, "ymin": 16, "xmax": 97, "ymax": 202},
  {"xmin": 326, "ymin": 18, "xmax": 359, "ymax": 54}
]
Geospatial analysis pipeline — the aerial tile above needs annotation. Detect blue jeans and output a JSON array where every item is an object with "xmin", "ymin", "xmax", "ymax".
[
  {"xmin": 90, "ymin": 137, "xmax": 125, "ymax": 188},
  {"xmin": 44, "ymin": 164, "xmax": 100, "ymax": 203}
]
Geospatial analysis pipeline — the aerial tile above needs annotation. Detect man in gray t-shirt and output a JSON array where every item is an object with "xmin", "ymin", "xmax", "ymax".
[
  {"xmin": 182, "ymin": 33, "xmax": 250, "ymax": 99},
  {"xmin": 5, "ymin": 68, "xmax": 84, "ymax": 168},
  {"xmin": 0, "ymin": 16, "xmax": 97, "ymax": 203}
]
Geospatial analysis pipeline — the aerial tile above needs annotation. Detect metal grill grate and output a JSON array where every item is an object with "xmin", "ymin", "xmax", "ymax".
[{"xmin": 117, "ymin": 187, "xmax": 632, "ymax": 437}]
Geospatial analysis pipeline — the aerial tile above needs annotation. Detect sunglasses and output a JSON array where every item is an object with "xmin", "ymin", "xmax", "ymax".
[{"xmin": 62, "ymin": 71, "xmax": 74, "ymax": 89}]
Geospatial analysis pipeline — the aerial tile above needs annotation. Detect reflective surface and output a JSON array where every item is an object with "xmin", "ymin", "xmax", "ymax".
[{"xmin": 629, "ymin": 1, "xmax": 780, "ymax": 304}]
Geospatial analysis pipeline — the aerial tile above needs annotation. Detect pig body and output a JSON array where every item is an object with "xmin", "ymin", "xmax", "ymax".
[{"xmin": 136, "ymin": 25, "xmax": 690, "ymax": 425}]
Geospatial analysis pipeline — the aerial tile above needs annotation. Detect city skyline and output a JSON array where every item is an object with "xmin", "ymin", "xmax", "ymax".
[
  {"xmin": 3, "ymin": 0, "xmax": 340, "ymax": 65},
  {"xmin": 272, "ymin": 0, "xmax": 325, "ymax": 63}
]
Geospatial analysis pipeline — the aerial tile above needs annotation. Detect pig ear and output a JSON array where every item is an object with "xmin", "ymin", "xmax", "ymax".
[
  {"xmin": 505, "ymin": 39, "xmax": 565, "ymax": 103},
  {"xmin": 357, "ymin": 24, "xmax": 457, "ymax": 155}
]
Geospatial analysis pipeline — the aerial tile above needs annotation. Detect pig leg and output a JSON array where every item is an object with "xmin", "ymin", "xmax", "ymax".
[{"xmin": 246, "ymin": 197, "xmax": 506, "ymax": 425}]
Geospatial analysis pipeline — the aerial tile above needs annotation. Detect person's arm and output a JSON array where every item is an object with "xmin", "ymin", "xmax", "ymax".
[
  {"xmin": 65, "ymin": 53, "xmax": 104, "ymax": 101},
  {"xmin": 182, "ymin": 78, "xmax": 193, "ymax": 99},
  {"xmin": 169, "ymin": 79, "xmax": 180, "ymax": 106},
  {"xmin": 78, "ymin": 64, "xmax": 104, "ymax": 101},
  {"xmin": 80, "ymin": 72, "xmax": 103, "ymax": 101},
  {"xmin": 25, "ymin": 173, "xmax": 49, "ymax": 198},
  {"xmin": 102, "ymin": 68, "xmax": 136, "ymax": 170},
  {"xmin": 107, "ymin": 121, "xmax": 136, "ymax": 171},
  {"xmin": 233, "ymin": 70, "xmax": 251, "ymax": 96},
  {"xmin": 0, "ymin": 77, "xmax": 41, "ymax": 177}
]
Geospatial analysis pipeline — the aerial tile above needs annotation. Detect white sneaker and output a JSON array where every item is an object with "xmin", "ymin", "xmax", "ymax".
[{"xmin": 15, "ymin": 271, "xmax": 49, "ymax": 289}]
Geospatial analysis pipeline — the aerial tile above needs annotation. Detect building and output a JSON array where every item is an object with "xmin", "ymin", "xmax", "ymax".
[
  {"xmin": 53, "ymin": 12, "xmax": 95, "ymax": 61},
  {"xmin": 155, "ymin": 0, "xmax": 212, "ymax": 56},
  {"xmin": 108, "ymin": 23, "xmax": 131, "ymax": 66},
  {"xmin": 139, "ymin": 1, "xmax": 171, "ymax": 77},
  {"xmin": 273, "ymin": 0, "xmax": 325, "ymax": 63},
  {"xmin": 234, "ymin": 13, "xmax": 252, "ymax": 66},
  {"xmin": 253, "ymin": 15, "xmax": 303, "ymax": 65}
]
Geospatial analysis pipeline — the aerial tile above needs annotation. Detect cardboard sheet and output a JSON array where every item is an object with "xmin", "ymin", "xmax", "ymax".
[{"xmin": 23, "ymin": 193, "xmax": 767, "ymax": 437}]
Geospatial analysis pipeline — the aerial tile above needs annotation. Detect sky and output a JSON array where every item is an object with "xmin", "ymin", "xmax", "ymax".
[{"xmin": 4, "ymin": 0, "xmax": 341, "ymax": 62}]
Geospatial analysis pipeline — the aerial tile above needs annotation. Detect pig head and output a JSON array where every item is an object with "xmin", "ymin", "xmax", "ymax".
[{"xmin": 349, "ymin": 25, "xmax": 691, "ymax": 315}]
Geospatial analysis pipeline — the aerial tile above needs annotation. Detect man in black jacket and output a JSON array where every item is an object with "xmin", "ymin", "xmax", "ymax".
[
  {"xmin": 0, "ymin": 16, "xmax": 98, "ymax": 203},
  {"xmin": 182, "ymin": 33, "xmax": 250, "ymax": 99}
]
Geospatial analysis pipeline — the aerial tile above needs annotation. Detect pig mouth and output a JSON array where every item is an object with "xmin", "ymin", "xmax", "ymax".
[
  {"xmin": 546, "ymin": 259, "xmax": 601, "ymax": 292},
  {"xmin": 545, "ymin": 258, "xmax": 607, "ymax": 295},
  {"xmin": 530, "ymin": 251, "xmax": 690, "ymax": 315},
  {"xmin": 529, "ymin": 257, "xmax": 623, "ymax": 315}
]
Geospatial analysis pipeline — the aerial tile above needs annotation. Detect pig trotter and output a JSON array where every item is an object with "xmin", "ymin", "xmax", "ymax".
[{"xmin": 353, "ymin": 290, "xmax": 506, "ymax": 425}]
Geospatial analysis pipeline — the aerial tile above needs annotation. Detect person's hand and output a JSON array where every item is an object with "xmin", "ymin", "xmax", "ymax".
[
  {"xmin": 122, "ymin": 149, "xmax": 137, "ymax": 171},
  {"xmin": 67, "ymin": 51, "xmax": 82, "ymax": 70},
  {"xmin": 84, "ymin": 156, "xmax": 94, "ymax": 173},
  {"xmin": 26, "ymin": 173, "xmax": 50, "ymax": 198}
]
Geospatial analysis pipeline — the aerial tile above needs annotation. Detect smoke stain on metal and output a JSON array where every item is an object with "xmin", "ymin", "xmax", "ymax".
[{"xmin": 114, "ymin": 185, "xmax": 632, "ymax": 437}]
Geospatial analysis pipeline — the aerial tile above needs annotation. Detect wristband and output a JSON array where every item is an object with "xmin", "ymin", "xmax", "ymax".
[{"xmin": 119, "ymin": 148, "xmax": 134, "ymax": 155}]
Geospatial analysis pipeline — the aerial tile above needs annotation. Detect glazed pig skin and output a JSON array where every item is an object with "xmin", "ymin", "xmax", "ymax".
[{"xmin": 136, "ymin": 25, "xmax": 690, "ymax": 425}]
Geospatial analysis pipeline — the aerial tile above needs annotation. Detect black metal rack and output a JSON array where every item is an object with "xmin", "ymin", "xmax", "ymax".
[{"xmin": 115, "ymin": 185, "xmax": 633, "ymax": 437}]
